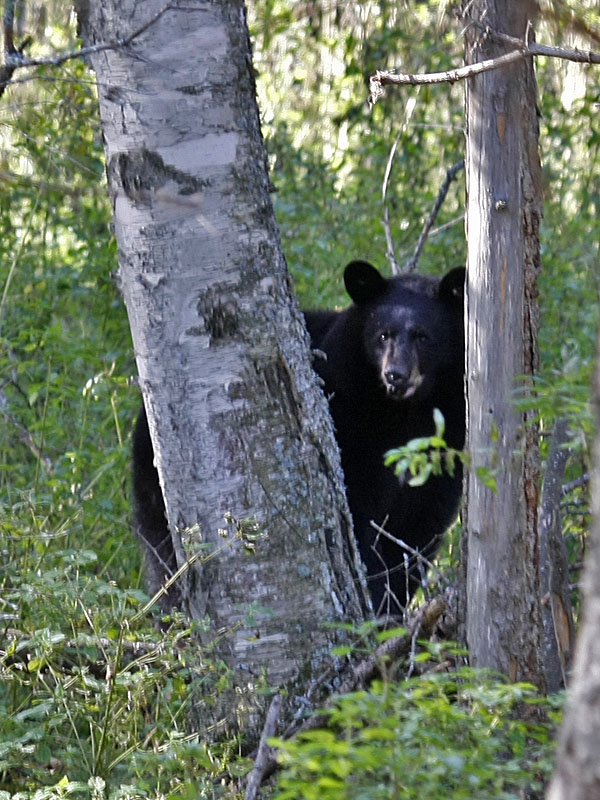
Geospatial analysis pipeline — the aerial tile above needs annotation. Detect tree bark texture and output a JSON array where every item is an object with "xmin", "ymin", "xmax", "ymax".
[
  {"xmin": 461, "ymin": 0, "xmax": 545, "ymax": 687},
  {"xmin": 548, "ymin": 327, "xmax": 600, "ymax": 799},
  {"xmin": 82, "ymin": 0, "xmax": 369, "ymax": 733}
]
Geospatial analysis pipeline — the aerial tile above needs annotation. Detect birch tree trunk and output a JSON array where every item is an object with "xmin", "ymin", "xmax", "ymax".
[
  {"xmin": 460, "ymin": 0, "xmax": 545, "ymax": 687},
  {"xmin": 79, "ymin": 0, "xmax": 369, "ymax": 736},
  {"xmin": 547, "ymin": 327, "xmax": 600, "ymax": 799}
]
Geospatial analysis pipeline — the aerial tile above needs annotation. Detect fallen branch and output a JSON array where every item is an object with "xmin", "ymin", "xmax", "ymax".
[
  {"xmin": 275, "ymin": 597, "xmax": 445, "ymax": 764},
  {"xmin": 235, "ymin": 595, "xmax": 449, "ymax": 794},
  {"xmin": 244, "ymin": 694, "xmax": 283, "ymax": 800}
]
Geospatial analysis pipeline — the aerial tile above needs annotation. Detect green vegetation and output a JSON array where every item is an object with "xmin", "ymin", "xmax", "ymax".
[
  {"xmin": 272, "ymin": 666, "xmax": 560, "ymax": 800},
  {"xmin": 0, "ymin": 540, "xmax": 238, "ymax": 797},
  {"xmin": 0, "ymin": 1, "xmax": 597, "ymax": 797}
]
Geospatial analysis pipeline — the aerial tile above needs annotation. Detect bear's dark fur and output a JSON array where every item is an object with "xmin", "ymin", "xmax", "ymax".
[
  {"xmin": 132, "ymin": 407, "xmax": 181, "ymax": 610},
  {"xmin": 132, "ymin": 260, "xmax": 465, "ymax": 616},
  {"xmin": 304, "ymin": 261, "xmax": 465, "ymax": 615}
]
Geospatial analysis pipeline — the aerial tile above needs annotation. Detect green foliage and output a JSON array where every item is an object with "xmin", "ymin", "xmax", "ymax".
[
  {"xmin": 0, "ymin": 0, "xmax": 598, "ymax": 797},
  {"xmin": 250, "ymin": 1, "xmax": 467, "ymax": 308},
  {"xmin": 272, "ymin": 667, "xmax": 561, "ymax": 800},
  {"xmin": 0, "ymin": 529, "xmax": 240, "ymax": 798},
  {"xmin": 384, "ymin": 408, "xmax": 463, "ymax": 488}
]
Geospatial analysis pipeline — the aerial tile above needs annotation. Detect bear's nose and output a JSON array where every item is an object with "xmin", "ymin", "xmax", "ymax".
[{"xmin": 384, "ymin": 370, "xmax": 408, "ymax": 390}]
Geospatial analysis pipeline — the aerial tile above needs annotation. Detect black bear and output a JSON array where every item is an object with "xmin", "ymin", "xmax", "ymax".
[
  {"xmin": 303, "ymin": 261, "xmax": 465, "ymax": 616},
  {"xmin": 132, "ymin": 260, "xmax": 465, "ymax": 616},
  {"xmin": 132, "ymin": 406, "xmax": 182, "ymax": 610}
]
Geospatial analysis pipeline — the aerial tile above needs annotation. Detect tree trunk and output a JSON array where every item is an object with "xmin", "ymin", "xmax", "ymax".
[
  {"xmin": 539, "ymin": 418, "xmax": 575, "ymax": 692},
  {"xmin": 80, "ymin": 0, "xmax": 369, "ymax": 737},
  {"xmin": 460, "ymin": 0, "xmax": 545, "ymax": 687},
  {"xmin": 547, "ymin": 327, "xmax": 600, "ymax": 799}
]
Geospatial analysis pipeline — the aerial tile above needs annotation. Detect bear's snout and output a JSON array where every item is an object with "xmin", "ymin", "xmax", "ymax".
[{"xmin": 382, "ymin": 365, "xmax": 424, "ymax": 398}]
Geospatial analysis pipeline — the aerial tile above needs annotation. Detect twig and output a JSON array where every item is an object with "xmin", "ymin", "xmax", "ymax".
[
  {"xmin": 382, "ymin": 132, "xmax": 402, "ymax": 276},
  {"xmin": 244, "ymin": 694, "xmax": 283, "ymax": 800},
  {"xmin": 0, "ymin": 3, "xmax": 175, "ymax": 91},
  {"xmin": 369, "ymin": 38, "xmax": 600, "ymax": 105},
  {"xmin": 405, "ymin": 159, "xmax": 464, "ymax": 272},
  {"xmin": 369, "ymin": 519, "xmax": 437, "ymax": 573},
  {"xmin": 381, "ymin": 95, "xmax": 419, "ymax": 275}
]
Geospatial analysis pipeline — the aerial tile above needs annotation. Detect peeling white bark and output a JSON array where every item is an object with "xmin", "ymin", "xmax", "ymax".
[{"xmin": 83, "ymin": 0, "xmax": 368, "ymax": 734}]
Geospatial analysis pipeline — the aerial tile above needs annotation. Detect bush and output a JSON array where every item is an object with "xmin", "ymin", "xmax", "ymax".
[{"xmin": 272, "ymin": 665, "xmax": 561, "ymax": 800}]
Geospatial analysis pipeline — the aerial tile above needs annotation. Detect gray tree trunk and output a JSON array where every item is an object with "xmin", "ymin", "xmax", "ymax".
[
  {"xmin": 80, "ymin": 0, "xmax": 369, "ymax": 736},
  {"xmin": 547, "ymin": 328, "xmax": 600, "ymax": 799},
  {"xmin": 460, "ymin": 0, "xmax": 545, "ymax": 687}
]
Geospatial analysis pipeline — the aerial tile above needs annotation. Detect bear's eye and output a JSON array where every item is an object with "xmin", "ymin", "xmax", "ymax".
[
  {"xmin": 411, "ymin": 328, "xmax": 429, "ymax": 343},
  {"xmin": 379, "ymin": 330, "xmax": 391, "ymax": 343}
]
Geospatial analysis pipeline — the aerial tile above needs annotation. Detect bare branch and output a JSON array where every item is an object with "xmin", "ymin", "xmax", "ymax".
[
  {"xmin": 405, "ymin": 159, "xmax": 464, "ymax": 273},
  {"xmin": 382, "ymin": 131, "xmax": 402, "ymax": 276},
  {"xmin": 369, "ymin": 520, "xmax": 436, "ymax": 572},
  {"xmin": 370, "ymin": 36, "xmax": 600, "ymax": 105},
  {"xmin": 381, "ymin": 96, "xmax": 419, "ymax": 276},
  {"xmin": 0, "ymin": 3, "xmax": 175, "ymax": 92},
  {"xmin": 369, "ymin": 49, "xmax": 527, "ymax": 104}
]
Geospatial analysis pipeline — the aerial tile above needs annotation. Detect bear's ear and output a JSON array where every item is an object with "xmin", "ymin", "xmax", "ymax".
[
  {"xmin": 438, "ymin": 267, "xmax": 465, "ymax": 305},
  {"xmin": 344, "ymin": 261, "xmax": 387, "ymax": 305}
]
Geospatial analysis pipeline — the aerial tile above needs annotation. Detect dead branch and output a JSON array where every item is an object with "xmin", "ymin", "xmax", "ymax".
[
  {"xmin": 369, "ymin": 519, "xmax": 436, "ymax": 573},
  {"xmin": 370, "ymin": 37, "xmax": 600, "ymax": 105},
  {"xmin": 288, "ymin": 596, "xmax": 446, "ymax": 736},
  {"xmin": 382, "ymin": 131, "xmax": 402, "ymax": 275},
  {"xmin": 0, "ymin": 3, "xmax": 175, "ymax": 92},
  {"xmin": 405, "ymin": 159, "xmax": 464, "ymax": 273},
  {"xmin": 250, "ymin": 596, "xmax": 447, "ymax": 790}
]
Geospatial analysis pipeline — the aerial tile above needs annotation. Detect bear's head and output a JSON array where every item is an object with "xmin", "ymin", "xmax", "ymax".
[{"xmin": 344, "ymin": 260, "xmax": 465, "ymax": 402}]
